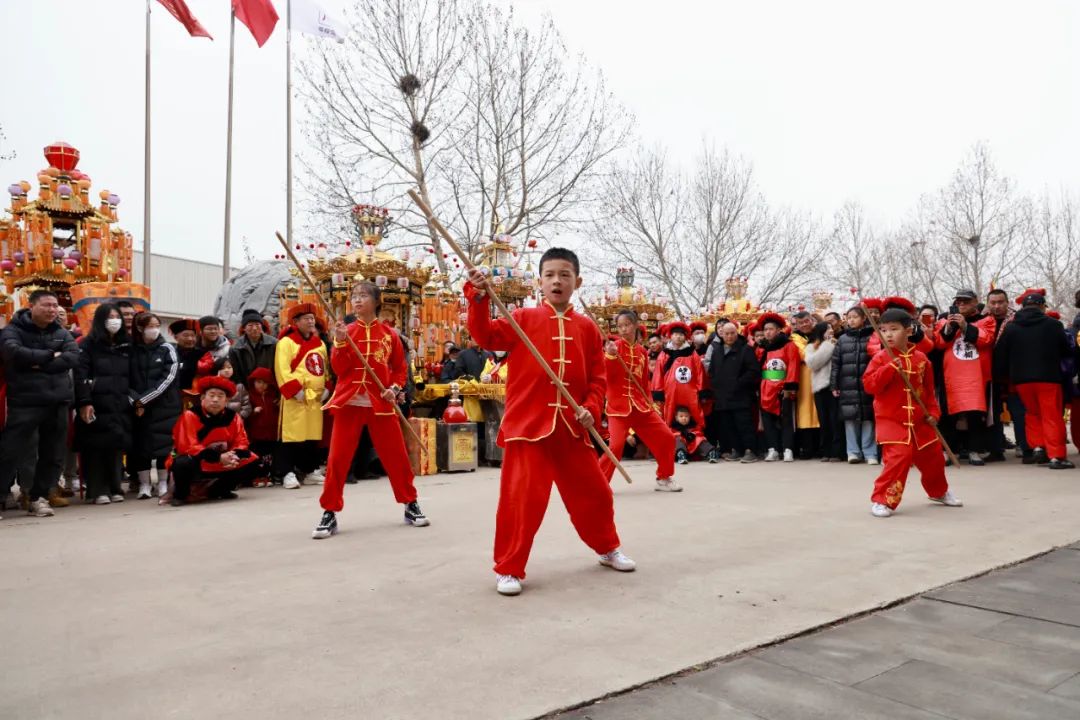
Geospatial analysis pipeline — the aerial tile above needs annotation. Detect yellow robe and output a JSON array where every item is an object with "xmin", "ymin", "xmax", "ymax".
[
  {"xmin": 790, "ymin": 332, "xmax": 820, "ymax": 429},
  {"xmin": 274, "ymin": 332, "xmax": 328, "ymax": 442}
]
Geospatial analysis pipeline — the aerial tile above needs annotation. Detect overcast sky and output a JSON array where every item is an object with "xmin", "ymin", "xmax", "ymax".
[{"xmin": 1, "ymin": 0, "xmax": 1076, "ymax": 270}]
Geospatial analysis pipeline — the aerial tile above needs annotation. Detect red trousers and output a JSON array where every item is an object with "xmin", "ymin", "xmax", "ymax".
[
  {"xmin": 319, "ymin": 405, "xmax": 417, "ymax": 512},
  {"xmin": 600, "ymin": 409, "xmax": 676, "ymax": 482},
  {"xmin": 1017, "ymin": 383, "xmax": 1067, "ymax": 460},
  {"xmin": 495, "ymin": 422, "xmax": 621, "ymax": 578},
  {"xmin": 871, "ymin": 440, "xmax": 948, "ymax": 510},
  {"xmin": 1071, "ymin": 397, "xmax": 1080, "ymax": 452}
]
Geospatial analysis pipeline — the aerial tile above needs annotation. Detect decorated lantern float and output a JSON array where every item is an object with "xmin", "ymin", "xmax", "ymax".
[
  {"xmin": 585, "ymin": 267, "xmax": 671, "ymax": 334},
  {"xmin": 691, "ymin": 276, "xmax": 763, "ymax": 331},
  {"xmin": 0, "ymin": 142, "xmax": 148, "ymax": 328}
]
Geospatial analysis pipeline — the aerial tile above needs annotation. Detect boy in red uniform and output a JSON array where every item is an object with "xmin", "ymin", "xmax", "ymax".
[
  {"xmin": 312, "ymin": 281, "xmax": 428, "ymax": 539},
  {"xmin": 862, "ymin": 308, "xmax": 963, "ymax": 517},
  {"xmin": 466, "ymin": 248, "xmax": 635, "ymax": 597},
  {"xmin": 758, "ymin": 313, "xmax": 800, "ymax": 462},
  {"xmin": 599, "ymin": 309, "xmax": 679, "ymax": 491},
  {"xmin": 168, "ymin": 376, "xmax": 266, "ymax": 506},
  {"xmin": 652, "ymin": 322, "xmax": 709, "ymax": 439},
  {"xmin": 671, "ymin": 406, "xmax": 715, "ymax": 463}
]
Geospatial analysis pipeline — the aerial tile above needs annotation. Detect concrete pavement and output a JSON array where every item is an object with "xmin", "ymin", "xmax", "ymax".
[{"xmin": 2, "ymin": 457, "xmax": 1079, "ymax": 720}]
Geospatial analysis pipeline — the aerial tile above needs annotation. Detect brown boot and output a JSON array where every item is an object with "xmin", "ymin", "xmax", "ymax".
[{"xmin": 48, "ymin": 488, "xmax": 70, "ymax": 508}]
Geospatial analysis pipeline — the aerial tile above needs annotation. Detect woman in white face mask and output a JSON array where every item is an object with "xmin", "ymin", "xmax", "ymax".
[
  {"xmin": 74, "ymin": 303, "xmax": 134, "ymax": 505},
  {"xmin": 129, "ymin": 312, "xmax": 182, "ymax": 500}
]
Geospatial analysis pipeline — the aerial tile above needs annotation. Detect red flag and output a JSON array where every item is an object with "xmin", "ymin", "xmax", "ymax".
[
  {"xmin": 233, "ymin": 0, "xmax": 279, "ymax": 47},
  {"xmin": 156, "ymin": 0, "xmax": 214, "ymax": 39}
]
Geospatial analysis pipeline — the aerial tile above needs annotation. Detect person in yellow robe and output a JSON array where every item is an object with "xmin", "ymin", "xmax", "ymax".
[
  {"xmin": 790, "ymin": 311, "xmax": 820, "ymax": 456},
  {"xmin": 273, "ymin": 303, "xmax": 328, "ymax": 489}
]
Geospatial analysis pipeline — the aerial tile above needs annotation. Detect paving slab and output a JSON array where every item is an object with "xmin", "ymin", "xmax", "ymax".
[
  {"xmin": 4, "ymin": 458, "xmax": 1080, "ymax": 720},
  {"xmin": 877, "ymin": 597, "xmax": 1011, "ymax": 634},
  {"xmin": 979, "ymin": 616, "xmax": 1080, "ymax": 654},
  {"xmin": 557, "ymin": 681, "xmax": 760, "ymax": 720},
  {"xmin": 855, "ymin": 659, "xmax": 1080, "ymax": 720},
  {"xmin": 1049, "ymin": 673, "xmax": 1080, "ymax": 701}
]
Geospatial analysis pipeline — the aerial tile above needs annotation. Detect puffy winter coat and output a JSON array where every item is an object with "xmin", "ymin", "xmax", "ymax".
[
  {"xmin": 74, "ymin": 335, "xmax": 133, "ymax": 451},
  {"xmin": 994, "ymin": 308, "xmax": 1071, "ymax": 386},
  {"xmin": 229, "ymin": 332, "xmax": 277, "ymax": 387},
  {"xmin": 0, "ymin": 308, "xmax": 79, "ymax": 407},
  {"xmin": 830, "ymin": 326, "xmax": 874, "ymax": 423},
  {"xmin": 129, "ymin": 338, "xmax": 182, "ymax": 458},
  {"xmin": 804, "ymin": 339, "xmax": 837, "ymax": 394},
  {"xmin": 704, "ymin": 335, "xmax": 760, "ymax": 410}
]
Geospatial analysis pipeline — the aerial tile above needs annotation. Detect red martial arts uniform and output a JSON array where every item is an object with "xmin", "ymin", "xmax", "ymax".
[
  {"xmin": 862, "ymin": 345, "xmax": 949, "ymax": 509},
  {"xmin": 652, "ymin": 343, "xmax": 706, "ymax": 426},
  {"xmin": 319, "ymin": 319, "xmax": 417, "ymax": 513},
  {"xmin": 599, "ymin": 338, "xmax": 675, "ymax": 482},
  {"xmin": 169, "ymin": 407, "xmax": 261, "ymax": 474},
  {"xmin": 466, "ymin": 285, "xmax": 620, "ymax": 579}
]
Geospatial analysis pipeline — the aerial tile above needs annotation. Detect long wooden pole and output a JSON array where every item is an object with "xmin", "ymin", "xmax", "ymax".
[
  {"xmin": 859, "ymin": 300, "xmax": 960, "ymax": 467},
  {"xmin": 407, "ymin": 190, "xmax": 632, "ymax": 484},
  {"xmin": 275, "ymin": 232, "xmax": 428, "ymax": 457}
]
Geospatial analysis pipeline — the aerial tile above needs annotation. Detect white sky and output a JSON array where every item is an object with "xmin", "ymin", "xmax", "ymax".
[{"xmin": 1, "ymin": 0, "xmax": 1076, "ymax": 270}]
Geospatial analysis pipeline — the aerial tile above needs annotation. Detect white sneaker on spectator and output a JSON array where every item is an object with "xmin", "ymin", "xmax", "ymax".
[
  {"xmin": 782, "ymin": 449, "xmax": 794, "ymax": 463},
  {"xmin": 304, "ymin": 468, "xmax": 326, "ymax": 485},
  {"xmin": 110, "ymin": 494, "xmax": 125, "ymax": 503},
  {"xmin": 94, "ymin": 495, "xmax": 111, "ymax": 505},
  {"xmin": 157, "ymin": 479, "xmax": 168, "ymax": 498},
  {"xmin": 496, "ymin": 574, "xmax": 522, "ymax": 596},
  {"xmin": 930, "ymin": 490, "xmax": 963, "ymax": 507},
  {"xmin": 866, "ymin": 457, "xmax": 879, "ymax": 465},
  {"xmin": 30, "ymin": 497, "xmax": 54, "ymax": 517},
  {"xmin": 847, "ymin": 455, "xmax": 861, "ymax": 464},
  {"xmin": 137, "ymin": 472, "xmax": 152, "ymax": 500},
  {"xmin": 598, "ymin": 549, "xmax": 636, "ymax": 572},
  {"xmin": 283, "ymin": 472, "xmax": 301, "ymax": 490},
  {"xmin": 764, "ymin": 448, "xmax": 780, "ymax": 462},
  {"xmin": 871, "ymin": 502, "xmax": 892, "ymax": 517}
]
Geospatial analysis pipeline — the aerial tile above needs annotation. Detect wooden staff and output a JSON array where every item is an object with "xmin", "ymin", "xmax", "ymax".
[
  {"xmin": 859, "ymin": 299, "xmax": 960, "ymax": 467},
  {"xmin": 578, "ymin": 300, "xmax": 666, "ymax": 423},
  {"xmin": 275, "ymin": 231, "xmax": 427, "ymax": 457},
  {"xmin": 407, "ymin": 190, "xmax": 633, "ymax": 484}
]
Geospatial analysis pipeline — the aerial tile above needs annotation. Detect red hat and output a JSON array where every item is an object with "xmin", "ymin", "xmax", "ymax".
[
  {"xmin": 288, "ymin": 302, "xmax": 319, "ymax": 324},
  {"xmin": 668, "ymin": 321, "xmax": 691, "ymax": 337},
  {"xmin": 861, "ymin": 298, "xmax": 885, "ymax": 312},
  {"xmin": 1016, "ymin": 288, "xmax": 1047, "ymax": 306},
  {"xmin": 1048, "ymin": 310, "xmax": 1062, "ymax": 320},
  {"xmin": 168, "ymin": 318, "xmax": 198, "ymax": 336},
  {"xmin": 758, "ymin": 312, "xmax": 787, "ymax": 330},
  {"xmin": 882, "ymin": 296, "xmax": 916, "ymax": 314},
  {"xmin": 196, "ymin": 375, "xmax": 237, "ymax": 397},
  {"xmin": 658, "ymin": 322, "xmax": 671, "ymax": 338},
  {"xmin": 689, "ymin": 321, "xmax": 708, "ymax": 335},
  {"xmin": 743, "ymin": 321, "xmax": 758, "ymax": 338},
  {"xmin": 247, "ymin": 367, "xmax": 275, "ymax": 386}
]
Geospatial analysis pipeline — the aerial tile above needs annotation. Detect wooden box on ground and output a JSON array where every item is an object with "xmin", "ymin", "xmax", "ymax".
[{"xmin": 436, "ymin": 422, "xmax": 478, "ymax": 473}]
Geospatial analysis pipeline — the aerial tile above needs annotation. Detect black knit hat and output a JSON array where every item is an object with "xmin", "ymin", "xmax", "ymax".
[{"xmin": 240, "ymin": 309, "xmax": 264, "ymax": 328}]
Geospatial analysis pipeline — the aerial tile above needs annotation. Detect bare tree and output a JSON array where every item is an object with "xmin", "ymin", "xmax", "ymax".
[
  {"xmin": 1019, "ymin": 190, "xmax": 1080, "ymax": 313},
  {"xmin": 753, "ymin": 208, "xmax": 828, "ymax": 308}
]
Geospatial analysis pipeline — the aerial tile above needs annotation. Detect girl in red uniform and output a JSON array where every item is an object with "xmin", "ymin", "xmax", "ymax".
[
  {"xmin": 466, "ymin": 249, "xmax": 635, "ymax": 597},
  {"xmin": 599, "ymin": 309, "xmax": 680, "ymax": 491},
  {"xmin": 863, "ymin": 308, "xmax": 963, "ymax": 517}
]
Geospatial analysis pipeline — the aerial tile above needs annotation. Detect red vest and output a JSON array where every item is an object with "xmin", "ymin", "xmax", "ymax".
[
  {"xmin": 759, "ymin": 336, "xmax": 801, "ymax": 415},
  {"xmin": 934, "ymin": 316, "xmax": 993, "ymax": 413}
]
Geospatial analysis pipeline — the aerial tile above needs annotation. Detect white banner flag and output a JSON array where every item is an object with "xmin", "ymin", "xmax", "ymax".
[{"xmin": 291, "ymin": 0, "xmax": 347, "ymax": 43}]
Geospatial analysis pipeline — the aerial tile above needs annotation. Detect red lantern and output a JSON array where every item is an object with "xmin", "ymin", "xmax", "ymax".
[
  {"xmin": 527, "ymin": 238, "xmax": 538, "ymax": 249},
  {"xmin": 44, "ymin": 141, "xmax": 80, "ymax": 172}
]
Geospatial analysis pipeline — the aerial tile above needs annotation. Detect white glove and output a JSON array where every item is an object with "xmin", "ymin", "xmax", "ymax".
[
  {"xmin": 321, "ymin": 389, "xmax": 330, "ymax": 402},
  {"xmin": 293, "ymin": 390, "xmax": 305, "ymax": 401}
]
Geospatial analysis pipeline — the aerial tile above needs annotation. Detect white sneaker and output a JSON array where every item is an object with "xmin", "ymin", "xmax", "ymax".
[
  {"xmin": 871, "ymin": 502, "xmax": 893, "ymax": 517},
  {"xmin": 157, "ymin": 479, "xmax": 168, "ymax": 498},
  {"xmin": 282, "ymin": 472, "xmax": 301, "ymax": 490},
  {"xmin": 137, "ymin": 482, "xmax": 152, "ymax": 500},
  {"xmin": 848, "ymin": 454, "xmax": 861, "ymax": 464},
  {"xmin": 304, "ymin": 468, "xmax": 326, "ymax": 485},
  {"xmin": 110, "ymin": 494, "xmax": 125, "ymax": 503},
  {"xmin": 782, "ymin": 449, "xmax": 794, "ymax": 463},
  {"xmin": 30, "ymin": 497, "xmax": 55, "ymax": 517},
  {"xmin": 867, "ymin": 458, "xmax": 880, "ymax": 466},
  {"xmin": 598, "ymin": 549, "xmax": 636, "ymax": 572},
  {"xmin": 94, "ymin": 495, "xmax": 111, "ymax": 505},
  {"xmin": 496, "ymin": 574, "xmax": 522, "ymax": 596},
  {"xmin": 655, "ymin": 478, "xmax": 683, "ymax": 492},
  {"xmin": 930, "ymin": 490, "xmax": 963, "ymax": 507},
  {"xmin": 764, "ymin": 448, "xmax": 780, "ymax": 462}
]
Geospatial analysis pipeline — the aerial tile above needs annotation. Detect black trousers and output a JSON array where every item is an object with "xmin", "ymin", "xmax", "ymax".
[
  {"xmin": 814, "ymin": 389, "xmax": 845, "ymax": 460},
  {"xmin": 761, "ymin": 398, "xmax": 796, "ymax": 453},
  {"xmin": 270, "ymin": 440, "xmax": 320, "ymax": 479},
  {"xmin": 714, "ymin": 407, "xmax": 757, "ymax": 456},
  {"xmin": 82, "ymin": 447, "xmax": 125, "ymax": 499},
  {"xmin": 128, "ymin": 454, "xmax": 169, "ymax": 473},
  {"xmin": 675, "ymin": 437, "xmax": 715, "ymax": 458},
  {"xmin": 0, "ymin": 403, "xmax": 67, "ymax": 501},
  {"xmin": 942, "ymin": 410, "xmax": 988, "ymax": 456},
  {"xmin": 171, "ymin": 455, "xmax": 266, "ymax": 501}
]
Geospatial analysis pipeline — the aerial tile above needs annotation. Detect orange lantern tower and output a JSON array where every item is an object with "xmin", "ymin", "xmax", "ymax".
[
  {"xmin": 0, "ymin": 141, "xmax": 147, "ymax": 326},
  {"xmin": 586, "ymin": 267, "xmax": 672, "ymax": 334}
]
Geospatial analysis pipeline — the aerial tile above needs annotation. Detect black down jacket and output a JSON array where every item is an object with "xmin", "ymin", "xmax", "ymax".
[
  {"xmin": 994, "ymin": 308, "xmax": 1072, "ymax": 386},
  {"xmin": 0, "ymin": 308, "xmax": 79, "ymax": 406},
  {"xmin": 705, "ymin": 335, "xmax": 761, "ymax": 410},
  {"xmin": 830, "ymin": 326, "xmax": 874, "ymax": 423},
  {"xmin": 74, "ymin": 336, "xmax": 133, "ymax": 451},
  {"xmin": 129, "ymin": 338, "xmax": 182, "ymax": 458}
]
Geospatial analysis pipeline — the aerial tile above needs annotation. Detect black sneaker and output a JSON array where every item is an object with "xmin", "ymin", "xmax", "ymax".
[
  {"xmin": 312, "ymin": 511, "xmax": 338, "ymax": 539},
  {"xmin": 676, "ymin": 449, "xmax": 690, "ymax": 465},
  {"xmin": 404, "ymin": 501, "xmax": 430, "ymax": 527},
  {"xmin": 1047, "ymin": 458, "xmax": 1075, "ymax": 470},
  {"xmin": 985, "ymin": 452, "xmax": 1007, "ymax": 463},
  {"xmin": 1032, "ymin": 448, "xmax": 1049, "ymax": 465},
  {"xmin": 1021, "ymin": 454, "xmax": 1036, "ymax": 465},
  {"xmin": 707, "ymin": 449, "xmax": 721, "ymax": 464},
  {"xmin": 740, "ymin": 450, "xmax": 758, "ymax": 464}
]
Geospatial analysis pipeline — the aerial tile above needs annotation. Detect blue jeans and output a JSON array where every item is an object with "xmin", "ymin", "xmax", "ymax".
[{"xmin": 845, "ymin": 420, "xmax": 877, "ymax": 460}]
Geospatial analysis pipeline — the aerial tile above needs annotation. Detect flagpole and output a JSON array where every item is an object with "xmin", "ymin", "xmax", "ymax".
[
  {"xmin": 143, "ymin": 0, "xmax": 152, "ymax": 287},
  {"xmin": 286, "ymin": 0, "xmax": 293, "ymax": 247},
  {"xmin": 223, "ymin": 10, "xmax": 236, "ymax": 283}
]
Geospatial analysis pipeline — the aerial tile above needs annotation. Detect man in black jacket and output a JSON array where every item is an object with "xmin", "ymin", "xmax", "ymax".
[
  {"xmin": 229, "ymin": 309, "xmax": 277, "ymax": 387},
  {"xmin": 456, "ymin": 338, "xmax": 489, "ymax": 379},
  {"xmin": 995, "ymin": 291, "xmax": 1074, "ymax": 469},
  {"xmin": 0, "ymin": 290, "xmax": 80, "ymax": 516},
  {"xmin": 704, "ymin": 322, "xmax": 761, "ymax": 462}
]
